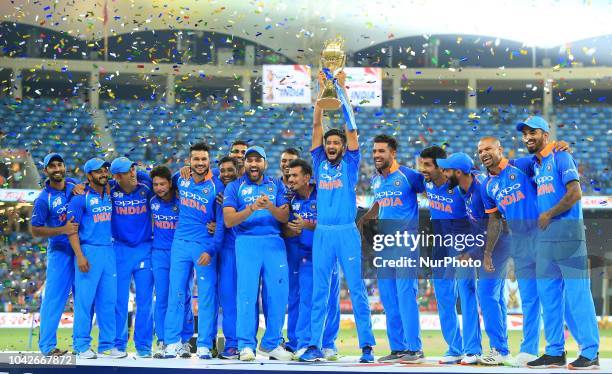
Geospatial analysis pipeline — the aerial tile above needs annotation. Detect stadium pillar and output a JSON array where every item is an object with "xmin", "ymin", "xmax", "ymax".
[
  {"xmin": 392, "ymin": 76, "xmax": 401, "ymax": 109},
  {"xmin": 466, "ymin": 77, "xmax": 477, "ymax": 109},
  {"xmin": 242, "ymin": 74, "xmax": 251, "ymax": 108},
  {"xmin": 543, "ymin": 79, "xmax": 554, "ymax": 137},
  {"xmin": 89, "ymin": 71, "xmax": 100, "ymax": 110},
  {"xmin": 166, "ymin": 73, "xmax": 176, "ymax": 107},
  {"xmin": 11, "ymin": 69, "xmax": 22, "ymax": 99}
]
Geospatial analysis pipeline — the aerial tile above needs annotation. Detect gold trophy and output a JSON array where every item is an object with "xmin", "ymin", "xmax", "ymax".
[{"xmin": 317, "ymin": 37, "xmax": 346, "ymax": 111}]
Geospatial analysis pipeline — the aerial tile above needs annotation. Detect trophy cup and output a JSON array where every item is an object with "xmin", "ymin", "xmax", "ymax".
[{"xmin": 317, "ymin": 37, "xmax": 346, "ymax": 111}]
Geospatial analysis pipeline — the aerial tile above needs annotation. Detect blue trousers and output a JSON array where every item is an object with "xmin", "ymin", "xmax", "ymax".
[
  {"xmin": 310, "ymin": 223, "xmax": 375, "ymax": 349},
  {"xmin": 165, "ymin": 238, "xmax": 217, "ymax": 348},
  {"xmin": 537, "ymin": 240, "xmax": 599, "ymax": 360},
  {"xmin": 235, "ymin": 235, "xmax": 288, "ymax": 351},
  {"xmin": 432, "ymin": 247, "xmax": 481, "ymax": 356},
  {"xmin": 152, "ymin": 248, "xmax": 194, "ymax": 344},
  {"xmin": 511, "ymin": 234, "xmax": 542, "ymax": 356},
  {"xmin": 217, "ymin": 244, "xmax": 238, "ymax": 350},
  {"xmin": 296, "ymin": 257, "xmax": 340, "ymax": 350},
  {"xmin": 379, "ymin": 277, "xmax": 421, "ymax": 352},
  {"xmin": 39, "ymin": 249, "xmax": 74, "ymax": 355},
  {"xmin": 478, "ymin": 234, "xmax": 511, "ymax": 355},
  {"xmin": 114, "ymin": 241, "xmax": 154, "ymax": 352},
  {"xmin": 73, "ymin": 244, "xmax": 116, "ymax": 353},
  {"xmin": 285, "ymin": 237, "xmax": 301, "ymax": 351}
]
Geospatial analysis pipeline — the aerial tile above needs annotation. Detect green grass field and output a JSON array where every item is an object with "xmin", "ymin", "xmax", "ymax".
[{"xmin": 1, "ymin": 327, "xmax": 611, "ymax": 358}]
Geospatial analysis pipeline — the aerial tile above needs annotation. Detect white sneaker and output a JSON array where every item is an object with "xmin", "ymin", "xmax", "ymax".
[
  {"xmin": 240, "ymin": 348, "xmax": 256, "ymax": 361},
  {"xmin": 100, "ymin": 348, "xmax": 127, "ymax": 359},
  {"xmin": 153, "ymin": 342, "xmax": 165, "ymax": 359},
  {"xmin": 258, "ymin": 345, "xmax": 293, "ymax": 361},
  {"xmin": 164, "ymin": 342, "xmax": 180, "ymax": 358},
  {"xmin": 77, "ymin": 348, "xmax": 97, "ymax": 359},
  {"xmin": 293, "ymin": 348, "xmax": 307, "ymax": 361},
  {"xmin": 460, "ymin": 354, "xmax": 480, "ymax": 365},
  {"xmin": 479, "ymin": 348, "xmax": 508, "ymax": 365},
  {"xmin": 322, "ymin": 348, "xmax": 339, "ymax": 361},
  {"xmin": 197, "ymin": 347, "xmax": 212, "ymax": 360},
  {"xmin": 439, "ymin": 355, "xmax": 463, "ymax": 364},
  {"xmin": 178, "ymin": 342, "xmax": 192, "ymax": 358},
  {"xmin": 505, "ymin": 352, "xmax": 538, "ymax": 367}
]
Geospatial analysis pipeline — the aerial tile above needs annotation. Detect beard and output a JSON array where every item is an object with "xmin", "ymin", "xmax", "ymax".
[{"xmin": 447, "ymin": 174, "xmax": 459, "ymax": 190}]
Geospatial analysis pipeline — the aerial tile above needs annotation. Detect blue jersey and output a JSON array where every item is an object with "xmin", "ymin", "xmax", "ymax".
[
  {"xmin": 223, "ymin": 174, "xmax": 288, "ymax": 236},
  {"xmin": 110, "ymin": 177, "xmax": 153, "ymax": 246},
  {"xmin": 459, "ymin": 172, "xmax": 488, "ymax": 234},
  {"xmin": 290, "ymin": 186, "xmax": 317, "ymax": 250},
  {"xmin": 31, "ymin": 178, "xmax": 79, "ymax": 252},
  {"xmin": 67, "ymin": 185, "xmax": 113, "ymax": 247},
  {"xmin": 425, "ymin": 180, "xmax": 471, "ymax": 243},
  {"xmin": 482, "ymin": 158, "xmax": 539, "ymax": 234},
  {"xmin": 531, "ymin": 144, "xmax": 584, "ymax": 241},
  {"xmin": 174, "ymin": 171, "xmax": 224, "ymax": 252},
  {"xmin": 150, "ymin": 195, "xmax": 180, "ymax": 250},
  {"xmin": 372, "ymin": 162, "xmax": 424, "ymax": 227},
  {"xmin": 311, "ymin": 146, "xmax": 360, "ymax": 225}
]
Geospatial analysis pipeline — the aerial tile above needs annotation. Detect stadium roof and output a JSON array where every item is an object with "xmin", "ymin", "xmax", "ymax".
[{"xmin": 2, "ymin": 0, "xmax": 610, "ymax": 62}]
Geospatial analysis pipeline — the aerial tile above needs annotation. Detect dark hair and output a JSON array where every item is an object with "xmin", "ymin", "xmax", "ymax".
[
  {"xmin": 288, "ymin": 159, "xmax": 313, "ymax": 177},
  {"xmin": 420, "ymin": 146, "xmax": 447, "ymax": 167},
  {"xmin": 231, "ymin": 140, "xmax": 248, "ymax": 148},
  {"xmin": 323, "ymin": 128, "xmax": 347, "ymax": 145},
  {"xmin": 218, "ymin": 156, "xmax": 238, "ymax": 168},
  {"xmin": 150, "ymin": 165, "xmax": 172, "ymax": 182},
  {"xmin": 281, "ymin": 147, "xmax": 300, "ymax": 157},
  {"xmin": 373, "ymin": 134, "xmax": 398, "ymax": 151},
  {"xmin": 189, "ymin": 142, "xmax": 210, "ymax": 156}
]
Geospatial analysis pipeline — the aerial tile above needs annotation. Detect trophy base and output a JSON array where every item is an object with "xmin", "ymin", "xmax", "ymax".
[{"xmin": 317, "ymin": 97, "xmax": 342, "ymax": 111}]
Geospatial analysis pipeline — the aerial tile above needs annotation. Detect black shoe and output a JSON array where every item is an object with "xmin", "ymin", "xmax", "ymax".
[
  {"xmin": 568, "ymin": 354, "xmax": 600, "ymax": 370},
  {"xmin": 399, "ymin": 350, "xmax": 425, "ymax": 364},
  {"xmin": 527, "ymin": 353, "xmax": 567, "ymax": 369},
  {"xmin": 46, "ymin": 348, "xmax": 68, "ymax": 357},
  {"xmin": 377, "ymin": 351, "xmax": 405, "ymax": 363}
]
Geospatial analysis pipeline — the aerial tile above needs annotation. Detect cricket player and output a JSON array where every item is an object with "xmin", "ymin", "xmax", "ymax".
[
  {"xmin": 164, "ymin": 142, "xmax": 224, "ymax": 359},
  {"xmin": 517, "ymin": 116, "xmax": 599, "ymax": 370},
  {"xmin": 149, "ymin": 165, "xmax": 194, "ymax": 359},
  {"xmin": 358, "ymin": 135, "xmax": 425, "ymax": 363},
  {"xmin": 31, "ymin": 153, "xmax": 79, "ymax": 356},
  {"xmin": 223, "ymin": 146, "xmax": 293, "ymax": 361},
  {"xmin": 478, "ymin": 136, "xmax": 542, "ymax": 367},
  {"xmin": 67, "ymin": 158, "xmax": 123, "ymax": 359},
  {"xmin": 418, "ymin": 146, "xmax": 481, "ymax": 365},
  {"xmin": 300, "ymin": 71, "xmax": 376, "ymax": 363},
  {"xmin": 285, "ymin": 159, "xmax": 340, "ymax": 360},
  {"xmin": 438, "ymin": 152, "xmax": 511, "ymax": 365}
]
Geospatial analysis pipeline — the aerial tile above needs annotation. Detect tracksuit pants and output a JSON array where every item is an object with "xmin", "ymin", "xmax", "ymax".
[
  {"xmin": 235, "ymin": 234, "xmax": 288, "ymax": 351},
  {"xmin": 537, "ymin": 239, "xmax": 599, "ymax": 360},
  {"xmin": 165, "ymin": 238, "xmax": 217, "ymax": 348},
  {"xmin": 217, "ymin": 244, "xmax": 238, "ymax": 350},
  {"xmin": 296, "ymin": 257, "xmax": 340, "ymax": 351},
  {"xmin": 39, "ymin": 249, "xmax": 74, "ymax": 355},
  {"xmin": 73, "ymin": 244, "xmax": 116, "ymax": 353},
  {"xmin": 310, "ymin": 223, "xmax": 375, "ymax": 349},
  {"xmin": 285, "ymin": 237, "xmax": 301, "ymax": 351},
  {"xmin": 114, "ymin": 241, "xmax": 154, "ymax": 352},
  {"xmin": 152, "ymin": 248, "xmax": 194, "ymax": 344}
]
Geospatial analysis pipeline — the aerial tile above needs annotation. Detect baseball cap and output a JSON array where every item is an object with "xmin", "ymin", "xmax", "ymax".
[
  {"xmin": 83, "ymin": 158, "xmax": 110, "ymax": 174},
  {"xmin": 43, "ymin": 153, "xmax": 64, "ymax": 168},
  {"xmin": 516, "ymin": 115, "xmax": 550, "ymax": 133},
  {"xmin": 437, "ymin": 152, "xmax": 474, "ymax": 173},
  {"xmin": 110, "ymin": 157, "xmax": 136, "ymax": 174},
  {"xmin": 244, "ymin": 146, "xmax": 266, "ymax": 160}
]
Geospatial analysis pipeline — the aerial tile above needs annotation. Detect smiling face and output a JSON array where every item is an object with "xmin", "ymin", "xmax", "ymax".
[
  {"xmin": 88, "ymin": 167, "xmax": 109, "ymax": 187},
  {"xmin": 288, "ymin": 165, "xmax": 310, "ymax": 192},
  {"xmin": 324, "ymin": 135, "xmax": 344, "ymax": 163},
  {"xmin": 521, "ymin": 127, "xmax": 548, "ymax": 154},
  {"xmin": 418, "ymin": 157, "xmax": 442, "ymax": 183},
  {"xmin": 443, "ymin": 168, "xmax": 461, "ymax": 189},
  {"xmin": 478, "ymin": 138, "xmax": 504, "ymax": 169},
  {"xmin": 280, "ymin": 152, "xmax": 299, "ymax": 179},
  {"xmin": 219, "ymin": 160, "xmax": 238, "ymax": 186},
  {"xmin": 44, "ymin": 160, "xmax": 66, "ymax": 183},
  {"xmin": 372, "ymin": 141, "xmax": 395, "ymax": 172},
  {"xmin": 152, "ymin": 176, "xmax": 172, "ymax": 200},
  {"xmin": 190, "ymin": 150, "xmax": 210, "ymax": 177},
  {"xmin": 113, "ymin": 165, "xmax": 137, "ymax": 189},
  {"xmin": 245, "ymin": 155, "xmax": 266, "ymax": 183},
  {"xmin": 229, "ymin": 144, "xmax": 248, "ymax": 169}
]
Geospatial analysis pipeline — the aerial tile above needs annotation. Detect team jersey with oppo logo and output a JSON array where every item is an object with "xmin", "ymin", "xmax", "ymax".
[
  {"xmin": 482, "ymin": 158, "xmax": 539, "ymax": 234},
  {"xmin": 290, "ymin": 185, "xmax": 317, "ymax": 251},
  {"xmin": 223, "ymin": 174, "xmax": 288, "ymax": 236},
  {"xmin": 110, "ymin": 178, "xmax": 153, "ymax": 246},
  {"xmin": 371, "ymin": 162, "xmax": 424, "ymax": 228},
  {"xmin": 311, "ymin": 146, "xmax": 360, "ymax": 226},
  {"xmin": 459, "ymin": 172, "xmax": 488, "ymax": 234},
  {"xmin": 66, "ymin": 185, "xmax": 113, "ymax": 246},
  {"xmin": 531, "ymin": 144, "xmax": 584, "ymax": 241},
  {"xmin": 31, "ymin": 178, "xmax": 79, "ymax": 252},
  {"xmin": 150, "ymin": 195, "xmax": 180, "ymax": 250},
  {"xmin": 173, "ymin": 171, "xmax": 225, "ymax": 251}
]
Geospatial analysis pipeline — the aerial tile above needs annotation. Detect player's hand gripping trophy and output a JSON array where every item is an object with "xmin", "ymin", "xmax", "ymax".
[{"xmin": 316, "ymin": 37, "xmax": 346, "ymax": 111}]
